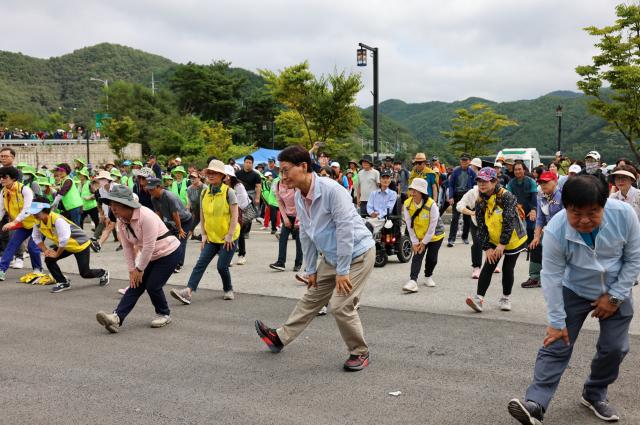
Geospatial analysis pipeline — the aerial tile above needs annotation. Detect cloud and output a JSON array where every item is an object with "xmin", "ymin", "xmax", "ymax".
[{"xmin": 0, "ymin": 0, "xmax": 622, "ymax": 105}]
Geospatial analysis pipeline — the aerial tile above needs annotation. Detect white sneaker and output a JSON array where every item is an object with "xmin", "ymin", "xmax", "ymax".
[
  {"xmin": 424, "ymin": 277, "xmax": 436, "ymax": 287},
  {"xmin": 223, "ymin": 291, "xmax": 234, "ymax": 300},
  {"xmin": 466, "ymin": 295, "xmax": 484, "ymax": 312},
  {"xmin": 11, "ymin": 258, "xmax": 24, "ymax": 269},
  {"xmin": 499, "ymin": 296, "xmax": 512, "ymax": 311},
  {"xmin": 402, "ymin": 279, "xmax": 418, "ymax": 293},
  {"xmin": 236, "ymin": 256, "xmax": 246, "ymax": 265},
  {"xmin": 317, "ymin": 305, "xmax": 328, "ymax": 316},
  {"xmin": 150, "ymin": 314, "xmax": 172, "ymax": 328}
]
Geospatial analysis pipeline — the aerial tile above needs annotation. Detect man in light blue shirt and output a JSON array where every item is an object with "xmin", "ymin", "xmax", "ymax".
[
  {"xmin": 255, "ymin": 145, "xmax": 375, "ymax": 372},
  {"xmin": 366, "ymin": 172, "xmax": 398, "ymax": 219},
  {"xmin": 508, "ymin": 175, "xmax": 640, "ymax": 424}
]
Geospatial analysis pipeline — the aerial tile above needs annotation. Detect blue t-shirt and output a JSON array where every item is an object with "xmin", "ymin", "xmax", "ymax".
[
  {"xmin": 426, "ymin": 173, "xmax": 437, "ymax": 198},
  {"xmin": 579, "ymin": 227, "xmax": 600, "ymax": 248}
]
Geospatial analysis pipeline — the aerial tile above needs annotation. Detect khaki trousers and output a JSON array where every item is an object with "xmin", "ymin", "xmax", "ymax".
[{"xmin": 276, "ymin": 247, "xmax": 375, "ymax": 355}]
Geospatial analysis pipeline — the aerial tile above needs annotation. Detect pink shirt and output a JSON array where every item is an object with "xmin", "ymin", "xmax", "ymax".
[
  {"xmin": 303, "ymin": 173, "xmax": 316, "ymax": 215},
  {"xmin": 118, "ymin": 205, "xmax": 181, "ymax": 272},
  {"xmin": 275, "ymin": 180, "xmax": 297, "ymax": 217}
]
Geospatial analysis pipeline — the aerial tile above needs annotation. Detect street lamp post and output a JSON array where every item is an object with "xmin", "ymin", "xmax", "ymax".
[
  {"xmin": 556, "ymin": 105, "xmax": 563, "ymax": 153},
  {"xmin": 357, "ymin": 42, "xmax": 379, "ymax": 162},
  {"xmin": 90, "ymin": 77, "xmax": 109, "ymax": 111}
]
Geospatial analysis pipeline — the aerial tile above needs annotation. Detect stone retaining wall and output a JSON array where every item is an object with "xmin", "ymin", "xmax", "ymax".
[{"xmin": 0, "ymin": 142, "xmax": 142, "ymax": 168}]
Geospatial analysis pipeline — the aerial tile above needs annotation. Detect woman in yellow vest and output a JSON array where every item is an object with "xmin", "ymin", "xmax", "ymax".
[
  {"xmin": 28, "ymin": 197, "xmax": 109, "ymax": 293},
  {"xmin": 51, "ymin": 163, "xmax": 83, "ymax": 227},
  {"xmin": 0, "ymin": 166, "xmax": 43, "ymax": 281},
  {"xmin": 170, "ymin": 159, "xmax": 240, "ymax": 305},
  {"xmin": 401, "ymin": 178, "xmax": 445, "ymax": 293},
  {"xmin": 466, "ymin": 167, "xmax": 528, "ymax": 313}
]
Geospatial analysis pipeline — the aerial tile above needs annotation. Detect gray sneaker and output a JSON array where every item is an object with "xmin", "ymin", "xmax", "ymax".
[
  {"xmin": 96, "ymin": 311, "xmax": 120, "ymax": 333},
  {"xmin": 99, "ymin": 270, "xmax": 110, "ymax": 287},
  {"xmin": 170, "ymin": 288, "xmax": 192, "ymax": 305},
  {"xmin": 581, "ymin": 396, "xmax": 619, "ymax": 422},
  {"xmin": 150, "ymin": 315, "xmax": 172, "ymax": 328},
  {"xmin": 499, "ymin": 296, "xmax": 512, "ymax": 311}
]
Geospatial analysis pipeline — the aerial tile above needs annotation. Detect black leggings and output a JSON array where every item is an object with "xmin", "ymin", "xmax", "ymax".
[
  {"xmin": 45, "ymin": 246, "xmax": 105, "ymax": 284},
  {"xmin": 477, "ymin": 251, "xmax": 521, "ymax": 297},
  {"xmin": 81, "ymin": 207, "xmax": 100, "ymax": 228},
  {"xmin": 409, "ymin": 239, "xmax": 443, "ymax": 280}
]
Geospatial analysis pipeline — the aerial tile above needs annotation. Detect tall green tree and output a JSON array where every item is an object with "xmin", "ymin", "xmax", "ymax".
[
  {"xmin": 441, "ymin": 103, "xmax": 518, "ymax": 157},
  {"xmin": 104, "ymin": 116, "xmax": 139, "ymax": 159},
  {"xmin": 260, "ymin": 62, "xmax": 363, "ymax": 149},
  {"xmin": 576, "ymin": 3, "xmax": 640, "ymax": 162}
]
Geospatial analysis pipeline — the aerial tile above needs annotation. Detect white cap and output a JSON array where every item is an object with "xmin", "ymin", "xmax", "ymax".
[
  {"xmin": 585, "ymin": 151, "xmax": 601, "ymax": 162},
  {"xmin": 330, "ymin": 161, "xmax": 341, "ymax": 168},
  {"xmin": 175, "ymin": 157, "xmax": 182, "ymax": 163},
  {"xmin": 265, "ymin": 171, "xmax": 273, "ymax": 177},
  {"xmin": 569, "ymin": 164, "xmax": 582, "ymax": 174}
]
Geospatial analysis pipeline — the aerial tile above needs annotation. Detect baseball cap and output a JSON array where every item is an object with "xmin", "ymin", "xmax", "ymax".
[
  {"xmin": 475, "ymin": 167, "xmax": 497, "ymax": 182},
  {"xmin": 330, "ymin": 161, "xmax": 341, "ymax": 168},
  {"xmin": 569, "ymin": 164, "xmax": 582, "ymax": 174},
  {"xmin": 146, "ymin": 178, "xmax": 162, "ymax": 189},
  {"xmin": 537, "ymin": 171, "xmax": 558, "ymax": 183},
  {"xmin": 460, "ymin": 153, "xmax": 471, "ymax": 160},
  {"xmin": 585, "ymin": 151, "xmax": 601, "ymax": 161}
]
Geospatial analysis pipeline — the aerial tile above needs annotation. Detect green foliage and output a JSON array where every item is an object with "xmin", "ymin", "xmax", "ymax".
[
  {"xmin": 441, "ymin": 103, "xmax": 518, "ymax": 157},
  {"xmin": 576, "ymin": 3, "xmax": 640, "ymax": 162},
  {"xmin": 104, "ymin": 116, "xmax": 139, "ymax": 159}
]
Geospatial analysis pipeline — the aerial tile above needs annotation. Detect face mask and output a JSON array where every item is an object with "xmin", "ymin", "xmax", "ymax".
[{"xmin": 586, "ymin": 162, "xmax": 598, "ymax": 174}]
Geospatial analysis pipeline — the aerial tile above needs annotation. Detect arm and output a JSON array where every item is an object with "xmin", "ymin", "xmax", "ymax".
[
  {"xmin": 475, "ymin": 203, "xmax": 491, "ymax": 251},
  {"xmin": 134, "ymin": 215, "xmax": 159, "ymax": 271},
  {"xmin": 299, "ymin": 224, "xmax": 318, "ymax": 275},
  {"xmin": 0, "ymin": 189, "xmax": 5, "ymax": 221},
  {"xmin": 456, "ymin": 189, "xmax": 475, "ymax": 215},
  {"xmin": 499, "ymin": 192, "xmax": 518, "ymax": 246},
  {"xmin": 52, "ymin": 216, "xmax": 71, "ymax": 257},
  {"xmin": 331, "ymin": 187, "xmax": 358, "ymax": 276},
  {"xmin": 403, "ymin": 206, "xmax": 419, "ymax": 245},
  {"xmin": 385, "ymin": 191, "xmax": 398, "ymax": 216},
  {"xmin": 14, "ymin": 186, "xmax": 33, "ymax": 223},
  {"xmin": 540, "ymin": 231, "xmax": 568, "ymax": 329},
  {"xmin": 421, "ymin": 202, "xmax": 440, "ymax": 244},
  {"xmin": 366, "ymin": 192, "xmax": 376, "ymax": 215},
  {"xmin": 535, "ymin": 197, "xmax": 546, "ymax": 228},
  {"xmin": 609, "ymin": 208, "xmax": 640, "ymax": 300}
]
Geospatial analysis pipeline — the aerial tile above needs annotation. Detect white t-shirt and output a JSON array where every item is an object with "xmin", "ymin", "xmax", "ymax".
[{"xmin": 358, "ymin": 168, "xmax": 380, "ymax": 202}]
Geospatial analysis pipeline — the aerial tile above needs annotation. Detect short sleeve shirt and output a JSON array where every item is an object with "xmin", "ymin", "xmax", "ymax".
[
  {"xmin": 151, "ymin": 190, "xmax": 192, "ymax": 223},
  {"xmin": 236, "ymin": 169, "xmax": 262, "ymax": 195}
]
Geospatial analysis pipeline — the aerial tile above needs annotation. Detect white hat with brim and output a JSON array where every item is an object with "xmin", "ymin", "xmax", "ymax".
[
  {"xmin": 96, "ymin": 170, "xmax": 113, "ymax": 181},
  {"xmin": 470, "ymin": 158, "xmax": 483, "ymax": 168},
  {"xmin": 27, "ymin": 202, "xmax": 50, "ymax": 216},
  {"xmin": 101, "ymin": 184, "xmax": 141, "ymax": 209},
  {"xmin": 206, "ymin": 159, "xmax": 226, "ymax": 175},
  {"xmin": 224, "ymin": 165, "xmax": 236, "ymax": 177},
  {"xmin": 408, "ymin": 178, "xmax": 429, "ymax": 195},
  {"xmin": 612, "ymin": 170, "xmax": 637, "ymax": 180}
]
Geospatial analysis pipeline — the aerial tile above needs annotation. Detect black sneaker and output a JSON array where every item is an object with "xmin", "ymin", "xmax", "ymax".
[
  {"xmin": 269, "ymin": 262, "xmax": 286, "ymax": 272},
  {"xmin": 50, "ymin": 281, "xmax": 71, "ymax": 293},
  {"xmin": 581, "ymin": 396, "xmax": 619, "ymax": 422},
  {"xmin": 115, "ymin": 244, "xmax": 123, "ymax": 252},
  {"xmin": 344, "ymin": 353, "xmax": 370, "ymax": 371},
  {"xmin": 447, "ymin": 241, "xmax": 454, "ymax": 247},
  {"xmin": 521, "ymin": 278, "xmax": 541, "ymax": 289},
  {"xmin": 508, "ymin": 399, "xmax": 544, "ymax": 424},
  {"xmin": 293, "ymin": 265, "xmax": 301, "ymax": 272},
  {"xmin": 254, "ymin": 320, "xmax": 283, "ymax": 353},
  {"xmin": 90, "ymin": 239, "xmax": 101, "ymax": 253},
  {"xmin": 99, "ymin": 270, "xmax": 110, "ymax": 287},
  {"xmin": 191, "ymin": 234, "xmax": 202, "ymax": 241},
  {"xmin": 174, "ymin": 265, "xmax": 182, "ymax": 274},
  {"xmin": 462, "ymin": 239, "xmax": 470, "ymax": 245}
]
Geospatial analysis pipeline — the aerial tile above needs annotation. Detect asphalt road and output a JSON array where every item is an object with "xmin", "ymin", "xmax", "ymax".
[{"xmin": 1, "ymin": 269, "xmax": 640, "ymax": 425}]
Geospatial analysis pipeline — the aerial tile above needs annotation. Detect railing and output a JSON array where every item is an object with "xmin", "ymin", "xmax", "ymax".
[{"xmin": 0, "ymin": 139, "xmax": 109, "ymax": 146}]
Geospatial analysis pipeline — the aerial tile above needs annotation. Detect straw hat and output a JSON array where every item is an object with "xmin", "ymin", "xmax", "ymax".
[
  {"xmin": 413, "ymin": 153, "xmax": 427, "ymax": 164},
  {"xmin": 206, "ymin": 159, "xmax": 226, "ymax": 175}
]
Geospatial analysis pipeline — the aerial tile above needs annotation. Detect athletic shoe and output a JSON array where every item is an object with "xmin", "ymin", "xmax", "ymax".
[
  {"xmin": 521, "ymin": 278, "xmax": 541, "ymax": 288},
  {"xmin": 466, "ymin": 295, "xmax": 484, "ymax": 312},
  {"xmin": 293, "ymin": 265, "xmax": 301, "ymax": 272},
  {"xmin": 190, "ymin": 234, "xmax": 202, "ymax": 241},
  {"xmin": 96, "ymin": 311, "xmax": 120, "ymax": 334},
  {"xmin": 494, "ymin": 266, "xmax": 501, "ymax": 274},
  {"xmin": 170, "ymin": 288, "xmax": 192, "ymax": 305},
  {"xmin": 50, "ymin": 281, "xmax": 71, "ymax": 293},
  {"xmin": 402, "ymin": 279, "xmax": 418, "ymax": 293},
  {"xmin": 581, "ymin": 396, "xmax": 619, "ymax": 422},
  {"xmin": 462, "ymin": 239, "xmax": 469, "ymax": 245},
  {"xmin": 99, "ymin": 270, "xmax": 110, "ymax": 287},
  {"xmin": 317, "ymin": 305, "xmax": 328, "ymax": 316},
  {"xmin": 344, "ymin": 353, "xmax": 370, "ymax": 371},
  {"xmin": 0, "ymin": 269, "xmax": 6, "ymax": 281},
  {"xmin": 471, "ymin": 267, "xmax": 481, "ymax": 279},
  {"xmin": 174, "ymin": 265, "xmax": 182, "ymax": 274},
  {"xmin": 507, "ymin": 399, "xmax": 544, "ymax": 424},
  {"xmin": 424, "ymin": 277, "xmax": 436, "ymax": 287},
  {"xmin": 115, "ymin": 244, "xmax": 123, "ymax": 252},
  {"xmin": 90, "ymin": 239, "xmax": 101, "ymax": 253},
  {"xmin": 270, "ymin": 230, "xmax": 276, "ymax": 235},
  {"xmin": 236, "ymin": 256, "xmax": 247, "ymax": 265},
  {"xmin": 295, "ymin": 273, "xmax": 309, "ymax": 285},
  {"xmin": 447, "ymin": 241, "xmax": 454, "ymax": 247},
  {"xmin": 150, "ymin": 314, "xmax": 172, "ymax": 328},
  {"xmin": 11, "ymin": 258, "xmax": 24, "ymax": 269},
  {"xmin": 269, "ymin": 262, "xmax": 286, "ymax": 272},
  {"xmin": 499, "ymin": 296, "xmax": 512, "ymax": 311},
  {"xmin": 255, "ymin": 320, "xmax": 283, "ymax": 353},
  {"xmin": 223, "ymin": 291, "xmax": 234, "ymax": 300},
  {"xmin": 256, "ymin": 217, "xmax": 264, "ymax": 225},
  {"xmin": 117, "ymin": 287, "xmax": 128, "ymax": 295}
]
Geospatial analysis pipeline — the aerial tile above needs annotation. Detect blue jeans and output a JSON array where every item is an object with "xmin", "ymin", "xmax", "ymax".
[
  {"xmin": 277, "ymin": 216, "xmax": 302, "ymax": 267},
  {"xmin": 525, "ymin": 287, "xmax": 633, "ymax": 410},
  {"xmin": 114, "ymin": 248, "xmax": 180, "ymax": 324},
  {"xmin": 63, "ymin": 207, "xmax": 82, "ymax": 227},
  {"xmin": 187, "ymin": 240, "xmax": 237, "ymax": 292},
  {"xmin": 177, "ymin": 216, "xmax": 193, "ymax": 267},
  {"xmin": 0, "ymin": 227, "xmax": 41, "ymax": 272}
]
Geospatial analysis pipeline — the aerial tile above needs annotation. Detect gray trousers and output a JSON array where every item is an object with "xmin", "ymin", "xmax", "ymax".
[{"xmin": 525, "ymin": 287, "xmax": 633, "ymax": 410}]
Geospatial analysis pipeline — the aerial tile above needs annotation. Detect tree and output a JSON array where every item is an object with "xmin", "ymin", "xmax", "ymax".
[
  {"xmin": 260, "ymin": 62, "xmax": 363, "ymax": 149},
  {"xmin": 104, "ymin": 116, "xmax": 139, "ymax": 159},
  {"xmin": 576, "ymin": 3, "xmax": 640, "ymax": 162},
  {"xmin": 441, "ymin": 103, "xmax": 518, "ymax": 157}
]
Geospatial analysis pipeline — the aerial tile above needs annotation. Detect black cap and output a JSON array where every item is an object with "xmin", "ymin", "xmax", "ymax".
[
  {"xmin": 460, "ymin": 153, "xmax": 471, "ymax": 160},
  {"xmin": 381, "ymin": 170, "xmax": 392, "ymax": 177},
  {"xmin": 384, "ymin": 156, "xmax": 393, "ymax": 161}
]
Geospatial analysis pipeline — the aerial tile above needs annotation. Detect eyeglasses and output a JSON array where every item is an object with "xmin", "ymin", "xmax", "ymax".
[{"xmin": 279, "ymin": 164, "xmax": 302, "ymax": 176}]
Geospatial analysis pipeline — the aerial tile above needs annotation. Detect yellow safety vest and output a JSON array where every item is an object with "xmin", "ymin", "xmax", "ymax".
[
  {"xmin": 484, "ymin": 192, "xmax": 528, "ymax": 250},
  {"xmin": 404, "ymin": 197, "xmax": 445, "ymax": 242},
  {"xmin": 3, "ymin": 182, "xmax": 36, "ymax": 229},
  {"xmin": 202, "ymin": 184, "xmax": 240, "ymax": 244},
  {"xmin": 37, "ymin": 212, "xmax": 91, "ymax": 253}
]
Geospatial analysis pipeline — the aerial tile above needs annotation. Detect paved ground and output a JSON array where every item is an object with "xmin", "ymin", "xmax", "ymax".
[{"xmin": 2, "ymin": 226, "xmax": 640, "ymax": 424}]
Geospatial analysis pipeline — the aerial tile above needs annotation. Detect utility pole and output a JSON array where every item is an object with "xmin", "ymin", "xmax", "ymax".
[
  {"xmin": 357, "ymin": 43, "xmax": 379, "ymax": 162},
  {"xmin": 151, "ymin": 72, "xmax": 156, "ymax": 96}
]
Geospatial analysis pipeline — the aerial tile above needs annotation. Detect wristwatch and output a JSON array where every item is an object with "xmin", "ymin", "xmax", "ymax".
[{"xmin": 608, "ymin": 295, "xmax": 624, "ymax": 306}]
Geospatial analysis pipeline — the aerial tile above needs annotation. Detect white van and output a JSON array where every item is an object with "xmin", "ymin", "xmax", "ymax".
[{"xmin": 495, "ymin": 148, "xmax": 541, "ymax": 171}]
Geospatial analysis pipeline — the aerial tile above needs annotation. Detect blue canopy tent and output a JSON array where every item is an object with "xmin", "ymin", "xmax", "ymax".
[{"xmin": 235, "ymin": 148, "xmax": 282, "ymax": 166}]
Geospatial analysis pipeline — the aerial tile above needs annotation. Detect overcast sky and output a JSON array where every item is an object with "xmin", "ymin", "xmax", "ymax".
[{"xmin": 0, "ymin": 0, "xmax": 623, "ymax": 106}]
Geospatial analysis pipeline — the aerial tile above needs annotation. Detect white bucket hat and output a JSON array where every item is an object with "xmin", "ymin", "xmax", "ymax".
[
  {"xmin": 224, "ymin": 165, "xmax": 236, "ymax": 177},
  {"xmin": 408, "ymin": 178, "xmax": 429, "ymax": 195},
  {"xmin": 206, "ymin": 159, "xmax": 226, "ymax": 175},
  {"xmin": 470, "ymin": 158, "xmax": 483, "ymax": 168}
]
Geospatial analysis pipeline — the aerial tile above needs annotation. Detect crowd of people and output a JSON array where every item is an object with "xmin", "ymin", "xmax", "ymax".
[
  {"xmin": 1, "ymin": 127, "xmax": 102, "ymax": 141},
  {"xmin": 1, "ymin": 141, "xmax": 639, "ymax": 423}
]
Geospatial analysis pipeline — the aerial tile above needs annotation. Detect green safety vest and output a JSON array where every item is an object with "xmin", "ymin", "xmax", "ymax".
[
  {"xmin": 81, "ymin": 181, "xmax": 97, "ymax": 211},
  {"xmin": 61, "ymin": 176, "xmax": 83, "ymax": 211},
  {"xmin": 171, "ymin": 179, "xmax": 188, "ymax": 206},
  {"xmin": 262, "ymin": 177, "xmax": 279, "ymax": 207}
]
